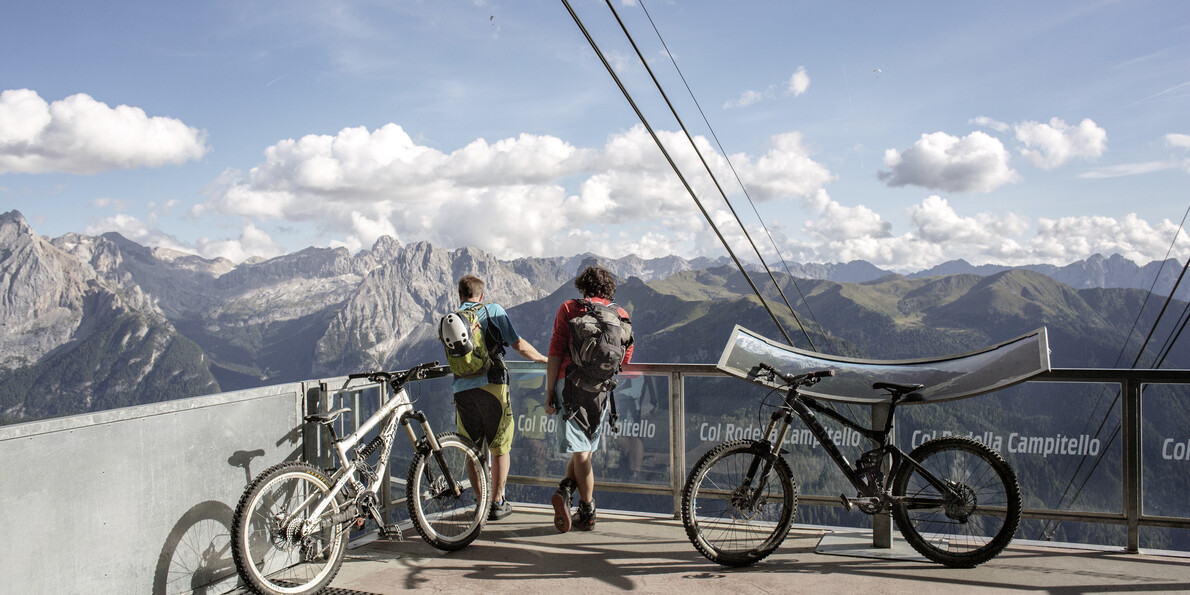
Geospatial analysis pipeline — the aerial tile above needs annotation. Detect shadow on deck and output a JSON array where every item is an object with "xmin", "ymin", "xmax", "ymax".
[{"xmin": 288, "ymin": 505, "xmax": 1190, "ymax": 594}]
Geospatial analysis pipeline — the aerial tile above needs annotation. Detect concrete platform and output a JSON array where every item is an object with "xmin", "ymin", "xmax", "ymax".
[{"xmin": 304, "ymin": 505, "xmax": 1190, "ymax": 594}]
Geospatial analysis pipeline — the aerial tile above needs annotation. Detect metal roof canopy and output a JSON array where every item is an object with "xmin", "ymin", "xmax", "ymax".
[{"xmin": 716, "ymin": 325, "xmax": 1051, "ymax": 404}]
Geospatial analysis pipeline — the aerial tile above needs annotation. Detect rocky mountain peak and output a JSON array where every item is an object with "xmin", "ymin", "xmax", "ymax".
[{"xmin": 0, "ymin": 212, "xmax": 122, "ymax": 370}]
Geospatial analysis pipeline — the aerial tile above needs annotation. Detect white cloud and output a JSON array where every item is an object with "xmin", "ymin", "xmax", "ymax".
[
  {"xmin": 1015, "ymin": 117, "xmax": 1107, "ymax": 169},
  {"xmin": 195, "ymin": 223, "xmax": 286, "ymax": 263},
  {"xmin": 878, "ymin": 131, "xmax": 1019, "ymax": 193},
  {"xmin": 89, "ymin": 197, "xmax": 133, "ymax": 210},
  {"xmin": 1028, "ymin": 214, "xmax": 1189, "ymax": 265},
  {"xmin": 910, "ymin": 195, "xmax": 1029, "ymax": 245},
  {"xmin": 1079, "ymin": 131, "xmax": 1190, "ymax": 178},
  {"xmin": 818, "ymin": 235, "xmax": 942, "ymax": 269},
  {"xmin": 724, "ymin": 89, "xmax": 768, "ymax": 109},
  {"xmin": 1079, "ymin": 161, "xmax": 1178, "ymax": 179},
  {"xmin": 787, "ymin": 67, "xmax": 809, "ymax": 96},
  {"xmin": 754, "ymin": 194, "xmax": 1188, "ymax": 271},
  {"xmin": 735, "ymin": 132, "xmax": 834, "ymax": 200},
  {"xmin": 85, "ymin": 214, "xmax": 192, "ymax": 253},
  {"xmin": 1168, "ymin": 133, "xmax": 1190, "ymax": 149},
  {"xmin": 801, "ymin": 189, "xmax": 891, "ymax": 242},
  {"xmin": 970, "ymin": 116, "xmax": 1010, "ymax": 133},
  {"xmin": 200, "ymin": 123, "xmax": 835, "ymax": 259},
  {"xmin": 84, "ymin": 214, "xmax": 284, "ymax": 263},
  {"xmin": 192, "ymin": 122, "xmax": 1189, "ymax": 268},
  {"xmin": 0, "ymin": 89, "xmax": 209, "ymax": 174},
  {"xmin": 725, "ymin": 67, "xmax": 809, "ymax": 109}
]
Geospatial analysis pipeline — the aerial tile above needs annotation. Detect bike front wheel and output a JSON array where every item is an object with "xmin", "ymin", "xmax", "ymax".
[
  {"xmin": 681, "ymin": 439, "xmax": 797, "ymax": 567},
  {"xmin": 891, "ymin": 436, "xmax": 1022, "ymax": 567},
  {"xmin": 407, "ymin": 432, "xmax": 491, "ymax": 551},
  {"xmin": 231, "ymin": 462, "xmax": 347, "ymax": 595}
]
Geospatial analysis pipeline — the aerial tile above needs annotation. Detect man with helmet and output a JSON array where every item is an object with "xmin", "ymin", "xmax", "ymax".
[{"xmin": 450, "ymin": 274, "xmax": 548, "ymax": 521}]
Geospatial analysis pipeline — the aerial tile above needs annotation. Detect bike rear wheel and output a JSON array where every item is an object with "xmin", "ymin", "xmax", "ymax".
[
  {"xmin": 891, "ymin": 436, "xmax": 1021, "ymax": 567},
  {"xmin": 681, "ymin": 439, "xmax": 797, "ymax": 567},
  {"xmin": 231, "ymin": 462, "xmax": 347, "ymax": 595},
  {"xmin": 407, "ymin": 432, "xmax": 490, "ymax": 551}
]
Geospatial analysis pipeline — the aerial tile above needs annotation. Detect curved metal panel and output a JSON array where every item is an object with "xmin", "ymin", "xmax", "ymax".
[{"xmin": 716, "ymin": 326, "xmax": 1051, "ymax": 404}]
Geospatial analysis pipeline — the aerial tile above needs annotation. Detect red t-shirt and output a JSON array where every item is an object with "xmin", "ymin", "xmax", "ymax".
[{"xmin": 548, "ymin": 297, "xmax": 634, "ymax": 374}]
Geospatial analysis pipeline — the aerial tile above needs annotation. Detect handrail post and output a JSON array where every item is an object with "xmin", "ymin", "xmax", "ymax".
[
  {"xmin": 670, "ymin": 370, "xmax": 686, "ymax": 517},
  {"xmin": 304, "ymin": 382, "xmax": 328, "ymax": 466},
  {"xmin": 871, "ymin": 402, "xmax": 893, "ymax": 548},
  {"xmin": 1123, "ymin": 377, "xmax": 1142, "ymax": 553}
]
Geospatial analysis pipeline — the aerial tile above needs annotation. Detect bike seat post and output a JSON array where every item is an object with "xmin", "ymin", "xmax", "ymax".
[
  {"xmin": 324, "ymin": 423, "xmax": 340, "ymax": 444},
  {"xmin": 878, "ymin": 395, "xmax": 902, "ymax": 435}
]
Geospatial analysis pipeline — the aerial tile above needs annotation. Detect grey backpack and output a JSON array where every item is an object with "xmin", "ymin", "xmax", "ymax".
[{"xmin": 566, "ymin": 299, "xmax": 633, "ymax": 393}]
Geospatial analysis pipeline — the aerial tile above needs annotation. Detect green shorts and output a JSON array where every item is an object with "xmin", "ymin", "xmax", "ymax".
[{"xmin": 454, "ymin": 383, "xmax": 514, "ymax": 456}]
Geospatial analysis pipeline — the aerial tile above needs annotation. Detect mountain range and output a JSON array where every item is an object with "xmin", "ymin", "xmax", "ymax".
[
  {"xmin": 1, "ymin": 208, "xmax": 1186, "ymax": 425},
  {"xmin": 6, "ymin": 207, "xmax": 1189, "ymax": 549}
]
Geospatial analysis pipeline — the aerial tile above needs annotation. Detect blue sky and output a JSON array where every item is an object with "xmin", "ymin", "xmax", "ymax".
[{"xmin": 2, "ymin": 0, "xmax": 1188, "ymax": 270}]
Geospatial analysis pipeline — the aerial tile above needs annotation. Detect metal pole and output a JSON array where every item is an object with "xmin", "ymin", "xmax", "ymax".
[
  {"xmin": 1122, "ymin": 378, "xmax": 1142, "ymax": 553},
  {"xmin": 871, "ymin": 402, "xmax": 893, "ymax": 548},
  {"xmin": 379, "ymin": 386, "xmax": 393, "ymax": 524},
  {"xmin": 305, "ymin": 382, "xmax": 327, "ymax": 466},
  {"xmin": 670, "ymin": 370, "xmax": 686, "ymax": 518}
]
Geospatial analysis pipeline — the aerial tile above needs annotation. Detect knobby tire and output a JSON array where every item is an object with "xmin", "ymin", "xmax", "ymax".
[
  {"xmin": 891, "ymin": 436, "xmax": 1022, "ymax": 567},
  {"xmin": 681, "ymin": 439, "xmax": 797, "ymax": 567},
  {"xmin": 231, "ymin": 462, "xmax": 347, "ymax": 595},
  {"xmin": 407, "ymin": 432, "xmax": 490, "ymax": 551}
]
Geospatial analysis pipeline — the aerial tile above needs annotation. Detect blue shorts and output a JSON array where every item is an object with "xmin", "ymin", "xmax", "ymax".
[{"xmin": 556, "ymin": 378, "xmax": 606, "ymax": 453}]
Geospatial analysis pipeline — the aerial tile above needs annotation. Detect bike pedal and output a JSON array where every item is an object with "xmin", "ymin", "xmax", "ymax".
[
  {"xmin": 839, "ymin": 493, "xmax": 852, "ymax": 511},
  {"xmin": 379, "ymin": 525, "xmax": 405, "ymax": 542}
]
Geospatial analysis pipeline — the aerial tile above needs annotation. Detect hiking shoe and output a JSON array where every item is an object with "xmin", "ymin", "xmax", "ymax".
[
  {"xmin": 551, "ymin": 479, "xmax": 576, "ymax": 533},
  {"xmin": 489, "ymin": 499, "xmax": 512, "ymax": 521},
  {"xmin": 573, "ymin": 500, "xmax": 596, "ymax": 531}
]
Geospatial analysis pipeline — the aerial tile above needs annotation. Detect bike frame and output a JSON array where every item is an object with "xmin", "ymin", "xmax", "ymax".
[
  {"xmin": 755, "ymin": 385, "xmax": 960, "ymax": 509},
  {"xmin": 304, "ymin": 368, "xmax": 456, "ymax": 534}
]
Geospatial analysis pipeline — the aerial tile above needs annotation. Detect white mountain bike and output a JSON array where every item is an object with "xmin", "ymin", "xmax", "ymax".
[{"xmin": 230, "ymin": 361, "xmax": 490, "ymax": 595}]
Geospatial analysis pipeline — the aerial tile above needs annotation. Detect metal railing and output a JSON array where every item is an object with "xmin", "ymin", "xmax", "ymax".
[
  {"xmin": 1030, "ymin": 368, "xmax": 1190, "ymax": 552},
  {"xmin": 316, "ymin": 362, "xmax": 1190, "ymax": 554},
  {"xmin": 3, "ymin": 362, "xmax": 1187, "ymax": 593}
]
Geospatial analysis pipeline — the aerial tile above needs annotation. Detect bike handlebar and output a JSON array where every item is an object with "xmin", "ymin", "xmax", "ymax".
[
  {"xmin": 348, "ymin": 361, "xmax": 447, "ymax": 385},
  {"xmin": 757, "ymin": 362, "xmax": 834, "ymax": 386}
]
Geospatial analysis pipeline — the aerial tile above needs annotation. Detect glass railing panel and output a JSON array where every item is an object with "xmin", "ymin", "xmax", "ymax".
[
  {"xmin": 898, "ymin": 380, "xmax": 1123, "ymax": 546},
  {"xmin": 1142, "ymin": 383, "xmax": 1190, "ymax": 551},
  {"xmin": 505, "ymin": 370, "xmax": 673, "ymax": 513},
  {"xmin": 682, "ymin": 374, "xmax": 863, "ymax": 528},
  {"xmin": 391, "ymin": 374, "xmax": 456, "ymax": 507}
]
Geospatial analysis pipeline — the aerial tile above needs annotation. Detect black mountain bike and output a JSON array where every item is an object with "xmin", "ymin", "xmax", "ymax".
[{"xmin": 681, "ymin": 363, "xmax": 1021, "ymax": 568}]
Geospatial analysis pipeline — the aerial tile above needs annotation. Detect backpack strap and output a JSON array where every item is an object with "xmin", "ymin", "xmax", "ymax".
[
  {"xmin": 464, "ymin": 302, "xmax": 504, "ymax": 355},
  {"xmin": 608, "ymin": 388, "xmax": 619, "ymax": 433},
  {"xmin": 572, "ymin": 297, "xmax": 592, "ymax": 315}
]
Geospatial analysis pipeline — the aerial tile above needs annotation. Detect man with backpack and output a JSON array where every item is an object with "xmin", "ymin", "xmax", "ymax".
[
  {"xmin": 441, "ymin": 274, "xmax": 548, "ymax": 521},
  {"xmin": 544, "ymin": 266, "xmax": 634, "ymax": 532}
]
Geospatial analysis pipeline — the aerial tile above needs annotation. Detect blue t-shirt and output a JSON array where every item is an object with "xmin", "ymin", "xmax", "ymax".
[{"xmin": 450, "ymin": 302, "xmax": 522, "ymax": 393}]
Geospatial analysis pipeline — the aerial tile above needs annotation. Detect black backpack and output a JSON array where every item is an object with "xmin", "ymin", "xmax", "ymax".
[{"xmin": 566, "ymin": 298, "xmax": 633, "ymax": 393}]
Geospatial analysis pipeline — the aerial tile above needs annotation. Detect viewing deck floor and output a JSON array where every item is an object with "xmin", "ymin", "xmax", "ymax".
[{"xmin": 243, "ymin": 505, "xmax": 1190, "ymax": 594}]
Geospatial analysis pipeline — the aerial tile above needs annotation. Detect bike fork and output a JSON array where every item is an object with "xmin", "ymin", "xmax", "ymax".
[
  {"xmin": 401, "ymin": 410, "xmax": 466, "ymax": 498},
  {"xmin": 739, "ymin": 412, "xmax": 793, "ymax": 509}
]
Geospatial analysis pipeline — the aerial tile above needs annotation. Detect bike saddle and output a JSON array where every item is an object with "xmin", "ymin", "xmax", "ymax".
[
  {"xmin": 305, "ymin": 407, "xmax": 352, "ymax": 424},
  {"xmin": 872, "ymin": 381, "xmax": 924, "ymax": 396}
]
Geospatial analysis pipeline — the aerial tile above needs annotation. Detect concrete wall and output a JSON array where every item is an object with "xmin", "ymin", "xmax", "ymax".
[{"xmin": 0, "ymin": 383, "xmax": 312, "ymax": 595}]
